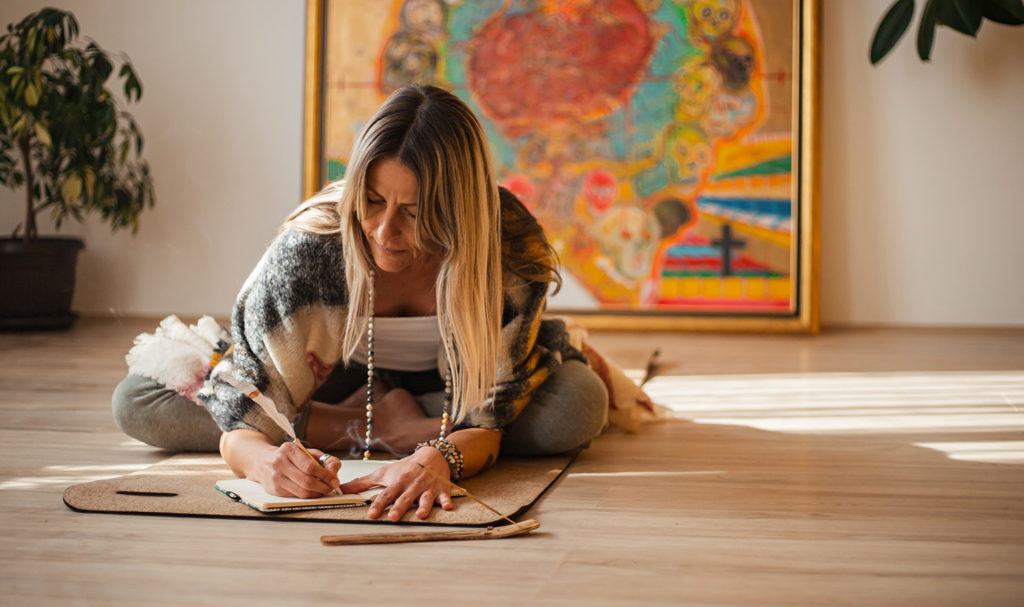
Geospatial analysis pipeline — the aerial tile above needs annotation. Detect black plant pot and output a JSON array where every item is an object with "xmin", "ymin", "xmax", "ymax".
[{"xmin": 0, "ymin": 237, "xmax": 84, "ymax": 331}]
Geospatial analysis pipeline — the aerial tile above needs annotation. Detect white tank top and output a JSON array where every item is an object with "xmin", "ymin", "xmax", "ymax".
[{"xmin": 350, "ymin": 315, "xmax": 442, "ymax": 372}]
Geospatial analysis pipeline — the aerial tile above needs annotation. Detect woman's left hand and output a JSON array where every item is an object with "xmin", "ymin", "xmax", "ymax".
[{"xmin": 338, "ymin": 446, "xmax": 453, "ymax": 521}]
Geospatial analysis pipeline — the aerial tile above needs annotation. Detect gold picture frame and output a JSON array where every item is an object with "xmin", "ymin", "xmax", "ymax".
[{"xmin": 303, "ymin": 0, "xmax": 819, "ymax": 333}]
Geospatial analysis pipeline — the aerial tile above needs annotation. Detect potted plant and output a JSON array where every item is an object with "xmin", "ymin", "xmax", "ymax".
[{"xmin": 0, "ymin": 7, "xmax": 154, "ymax": 330}]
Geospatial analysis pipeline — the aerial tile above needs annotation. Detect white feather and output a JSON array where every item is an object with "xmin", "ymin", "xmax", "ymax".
[
  {"xmin": 194, "ymin": 315, "xmax": 230, "ymax": 346},
  {"xmin": 126, "ymin": 316, "xmax": 210, "ymax": 400},
  {"xmin": 157, "ymin": 315, "xmax": 214, "ymax": 353},
  {"xmin": 219, "ymin": 373, "xmax": 297, "ymax": 440},
  {"xmin": 125, "ymin": 315, "xmax": 232, "ymax": 402}
]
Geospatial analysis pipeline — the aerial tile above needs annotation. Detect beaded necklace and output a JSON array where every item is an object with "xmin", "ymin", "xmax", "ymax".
[{"xmin": 363, "ymin": 267, "xmax": 451, "ymax": 460}]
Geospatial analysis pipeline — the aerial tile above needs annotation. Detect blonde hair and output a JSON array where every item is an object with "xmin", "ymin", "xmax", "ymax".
[{"xmin": 284, "ymin": 84, "xmax": 501, "ymax": 424}]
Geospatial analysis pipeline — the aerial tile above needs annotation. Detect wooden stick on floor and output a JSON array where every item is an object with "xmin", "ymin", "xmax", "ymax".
[{"xmin": 320, "ymin": 519, "xmax": 540, "ymax": 546}]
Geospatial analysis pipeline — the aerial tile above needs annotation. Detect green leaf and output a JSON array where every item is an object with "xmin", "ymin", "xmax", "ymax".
[
  {"xmin": 11, "ymin": 113, "xmax": 27, "ymax": 134},
  {"xmin": 5, "ymin": 66, "xmax": 24, "ymax": 75},
  {"xmin": 89, "ymin": 47, "xmax": 112, "ymax": 82},
  {"xmin": 61, "ymin": 173, "xmax": 82, "ymax": 203},
  {"xmin": 981, "ymin": 0, "xmax": 1024, "ymax": 24},
  {"xmin": 918, "ymin": 0, "xmax": 939, "ymax": 60},
  {"xmin": 83, "ymin": 166, "xmax": 96, "ymax": 198},
  {"xmin": 33, "ymin": 121, "xmax": 51, "ymax": 146},
  {"xmin": 63, "ymin": 11, "xmax": 79, "ymax": 41},
  {"xmin": 24, "ymin": 82, "xmax": 38, "ymax": 106},
  {"xmin": 119, "ymin": 63, "xmax": 142, "ymax": 102},
  {"xmin": 871, "ymin": 0, "xmax": 916, "ymax": 64},
  {"xmin": 937, "ymin": 0, "xmax": 983, "ymax": 35}
]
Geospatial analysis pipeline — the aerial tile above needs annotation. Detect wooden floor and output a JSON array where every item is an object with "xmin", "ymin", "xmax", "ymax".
[{"xmin": 1, "ymin": 318, "xmax": 1023, "ymax": 606}]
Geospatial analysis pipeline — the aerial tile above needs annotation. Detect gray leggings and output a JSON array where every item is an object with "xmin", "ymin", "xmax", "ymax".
[{"xmin": 111, "ymin": 359, "xmax": 608, "ymax": 456}]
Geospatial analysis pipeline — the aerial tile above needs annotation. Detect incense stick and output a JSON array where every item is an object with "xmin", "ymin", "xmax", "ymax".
[
  {"xmin": 416, "ymin": 462, "xmax": 522, "ymax": 528},
  {"xmin": 640, "ymin": 348, "xmax": 661, "ymax": 387}
]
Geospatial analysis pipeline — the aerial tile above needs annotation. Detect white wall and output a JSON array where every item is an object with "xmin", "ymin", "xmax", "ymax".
[
  {"xmin": 821, "ymin": 0, "xmax": 1024, "ymax": 326},
  {"xmin": 2, "ymin": 0, "xmax": 1022, "ymax": 326}
]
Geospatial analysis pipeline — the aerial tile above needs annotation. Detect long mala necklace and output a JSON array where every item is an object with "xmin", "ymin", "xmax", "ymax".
[{"xmin": 363, "ymin": 268, "xmax": 453, "ymax": 461}]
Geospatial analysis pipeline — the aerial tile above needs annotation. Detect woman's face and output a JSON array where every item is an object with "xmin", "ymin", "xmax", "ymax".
[{"xmin": 362, "ymin": 156, "xmax": 433, "ymax": 274}]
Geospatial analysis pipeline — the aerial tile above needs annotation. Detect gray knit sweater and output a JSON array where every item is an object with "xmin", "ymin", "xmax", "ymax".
[{"xmin": 201, "ymin": 206, "xmax": 583, "ymax": 444}]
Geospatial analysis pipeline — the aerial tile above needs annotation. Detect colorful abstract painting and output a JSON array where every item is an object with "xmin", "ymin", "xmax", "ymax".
[{"xmin": 311, "ymin": 0, "xmax": 816, "ymax": 326}]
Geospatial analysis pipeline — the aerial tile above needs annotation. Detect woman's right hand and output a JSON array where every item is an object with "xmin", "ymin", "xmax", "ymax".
[{"xmin": 252, "ymin": 442, "xmax": 341, "ymax": 498}]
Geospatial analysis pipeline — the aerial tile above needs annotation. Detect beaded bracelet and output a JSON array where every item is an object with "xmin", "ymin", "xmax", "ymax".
[{"xmin": 415, "ymin": 438, "xmax": 465, "ymax": 482}]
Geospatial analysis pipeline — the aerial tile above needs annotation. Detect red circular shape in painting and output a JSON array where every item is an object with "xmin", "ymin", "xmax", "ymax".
[{"xmin": 467, "ymin": 0, "xmax": 654, "ymax": 128}]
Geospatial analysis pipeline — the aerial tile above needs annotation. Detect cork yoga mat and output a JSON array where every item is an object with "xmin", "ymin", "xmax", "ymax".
[{"xmin": 63, "ymin": 453, "xmax": 574, "ymax": 526}]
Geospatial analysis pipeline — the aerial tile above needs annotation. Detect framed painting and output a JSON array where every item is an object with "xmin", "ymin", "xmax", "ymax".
[{"xmin": 303, "ymin": 0, "xmax": 819, "ymax": 332}]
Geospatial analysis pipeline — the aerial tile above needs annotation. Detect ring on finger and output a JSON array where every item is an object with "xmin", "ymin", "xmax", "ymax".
[{"xmin": 318, "ymin": 453, "xmax": 331, "ymax": 467}]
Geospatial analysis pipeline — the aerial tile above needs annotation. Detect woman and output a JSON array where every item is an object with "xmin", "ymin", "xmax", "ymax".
[{"xmin": 113, "ymin": 84, "xmax": 608, "ymax": 522}]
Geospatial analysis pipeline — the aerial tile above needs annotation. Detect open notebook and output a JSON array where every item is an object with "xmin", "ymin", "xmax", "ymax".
[{"xmin": 216, "ymin": 459, "xmax": 394, "ymax": 513}]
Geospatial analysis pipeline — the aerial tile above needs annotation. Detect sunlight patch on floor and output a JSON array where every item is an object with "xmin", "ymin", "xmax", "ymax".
[
  {"xmin": 635, "ymin": 370, "xmax": 1024, "ymax": 464},
  {"xmin": 0, "ymin": 462, "xmax": 150, "ymax": 491},
  {"xmin": 913, "ymin": 441, "xmax": 1024, "ymax": 463}
]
